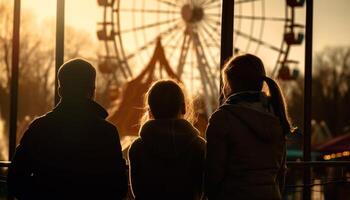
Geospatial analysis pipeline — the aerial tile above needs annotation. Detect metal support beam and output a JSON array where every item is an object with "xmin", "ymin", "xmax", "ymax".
[
  {"xmin": 9, "ymin": 0, "xmax": 21, "ymax": 160},
  {"xmin": 219, "ymin": 0, "xmax": 234, "ymax": 104},
  {"xmin": 55, "ymin": 0, "xmax": 65, "ymax": 105},
  {"xmin": 303, "ymin": 0, "xmax": 313, "ymax": 199}
]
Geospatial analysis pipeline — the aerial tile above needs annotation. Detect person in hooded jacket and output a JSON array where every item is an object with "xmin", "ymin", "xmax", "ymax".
[
  {"xmin": 128, "ymin": 80, "xmax": 206, "ymax": 200},
  {"xmin": 205, "ymin": 54, "xmax": 292, "ymax": 200}
]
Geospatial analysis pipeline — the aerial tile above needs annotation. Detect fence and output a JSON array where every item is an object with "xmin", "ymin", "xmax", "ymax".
[
  {"xmin": 285, "ymin": 161, "xmax": 350, "ymax": 200},
  {"xmin": 1, "ymin": 161, "xmax": 350, "ymax": 200}
]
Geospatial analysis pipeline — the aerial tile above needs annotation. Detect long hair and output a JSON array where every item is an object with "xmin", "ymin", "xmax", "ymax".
[
  {"xmin": 222, "ymin": 54, "xmax": 293, "ymax": 134},
  {"xmin": 140, "ymin": 79, "xmax": 196, "ymax": 126}
]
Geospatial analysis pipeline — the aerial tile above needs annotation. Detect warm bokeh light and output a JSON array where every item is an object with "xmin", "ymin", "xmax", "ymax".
[{"xmin": 323, "ymin": 151, "xmax": 350, "ymax": 160}]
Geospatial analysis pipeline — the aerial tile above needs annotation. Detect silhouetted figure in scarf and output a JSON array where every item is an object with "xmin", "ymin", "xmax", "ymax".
[{"xmin": 205, "ymin": 54, "xmax": 291, "ymax": 200}]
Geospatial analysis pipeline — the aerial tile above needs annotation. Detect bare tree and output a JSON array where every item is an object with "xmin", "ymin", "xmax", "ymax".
[
  {"xmin": 0, "ymin": 2, "xmax": 96, "ymax": 160},
  {"xmin": 286, "ymin": 46, "xmax": 350, "ymax": 136}
]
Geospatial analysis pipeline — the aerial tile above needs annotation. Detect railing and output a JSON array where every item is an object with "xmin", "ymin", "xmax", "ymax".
[
  {"xmin": 0, "ymin": 161, "xmax": 10, "ymax": 199},
  {"xmin": 285, "ymin": 161, "xmax": 350, "ymax": 200},
  {"xmin": 1, "ymin": 161, "xmax": 350, "ymax": 200},
  {"xmin": 0, "ymin": 161, "xmax": 10, "ymax": 168}
]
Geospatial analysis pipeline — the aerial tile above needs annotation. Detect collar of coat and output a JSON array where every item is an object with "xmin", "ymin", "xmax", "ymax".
[
  {"xmin": 225, "ymin": 91, "xmax": 265, "ymax": 105},
  {"xmin": 53, "ymin": 97, "xmax": 108, "ymax": 119},
  {"xmin": 138, "ymin": 119, "xmax": 201, "ymax": 158}
]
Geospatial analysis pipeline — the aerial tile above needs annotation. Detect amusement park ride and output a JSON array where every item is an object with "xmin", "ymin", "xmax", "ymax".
[{"xmin": 96, "ymin": 0, "xmax": 305, "ymax": 138}]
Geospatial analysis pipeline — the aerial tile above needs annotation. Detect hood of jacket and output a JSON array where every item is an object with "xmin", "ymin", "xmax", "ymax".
[
  {"xmin": 52, "ymin": 98, "xmax": 108, "ymax": 119},
  {"xmin": 139, "ymin": 119, "xmax": 200, "ymax": 159},
  {"xmin": 221, "ymin": 91, "xmax": 283, "ymax": 143}
]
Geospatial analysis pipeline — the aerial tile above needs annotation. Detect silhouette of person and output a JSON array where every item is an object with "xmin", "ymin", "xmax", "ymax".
[
  {"xmin": 205, "ymin": 54, "xmax": 290, "ymax": 200},
  {"xmin": 128, "ymin": 80, "xmax": 206, "ymax": 200},
  {"xmin": 7, "ymin": 58, "xmax": 128, "ymax": 199}
]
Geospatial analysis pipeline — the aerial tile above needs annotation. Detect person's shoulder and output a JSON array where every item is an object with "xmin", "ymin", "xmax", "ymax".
[
  {"xmin": 206, "ymin": 106, "xmax": 237, "ymax": 138},
  {"xmin": 208, "ymin": 106, "xmax": 231, "ymax": 123},
  {"xmin": 128, "ymin": 137, "xmax": 143, "ymax": 157},
  {"xmin": 197, "ymin": 135, "xmax": 206, "ymax": 145},
  {"xmin": 27, "ymin": 111, "xmax": 55, "ymax": 129},
  {"xmin": 93, "ymin": 117, "xmax": 119, "ymax": 134},
  {"xmin": 181, "ymin": 121, "xmax": 206, "ymax": 148},
  {"xmin": 129, "ymin": 137, "xmax": 143, "ymax": 150},
  {"xmin": 209, "ymin": 104, "xmax": 249, "ymax": 124},
  {"xmin": 193, "ymin": 135, "xmax": 206, "ymax": 151},
  {"xmin": 103, "ymin": 119, "xmax": 118, "ymax": 131},
  {"xmin": 20, "ymin": 112, "xmax": 54, "ymax": 142}
]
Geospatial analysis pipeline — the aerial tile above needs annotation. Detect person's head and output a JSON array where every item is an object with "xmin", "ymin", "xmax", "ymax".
[
  {"xmin": 58, "ymin": 58, "xmax": 96, "ymax": 100},
  {"xmin": 141, "ymin": 79, "xmax": 195, "ymax": 124},
  {"xmin": 222, "ymin": 54, "xmax": 293, "ymax": 133},
  {"xmin": 222, "ymin": 54, "xmax": 266, "ymax": 96}
]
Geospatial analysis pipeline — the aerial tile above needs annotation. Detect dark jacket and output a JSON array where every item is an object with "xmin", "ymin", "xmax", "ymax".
[
  {"xmin": 7, "ymin": 98, "xmax": 128, "ymax": 200},
  {"xmin": 205, "ymin": 92, "xmax": 287, "ymax": 200},
  {"xmin": 128, "ymin": 119, "xmax": 206, "ymax": 200}
]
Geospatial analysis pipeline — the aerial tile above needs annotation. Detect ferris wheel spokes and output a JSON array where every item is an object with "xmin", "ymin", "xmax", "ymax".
[
  {"xmin": 97, "ymin": 0, "xmax": 304, "ymax": 118},
  {"xmin": 177, "ymin": 28, "xmax": 192, "ymax": 77},
  {"xmin": 192, "ymin": 31, "xmax": 219, "ymax": 95},
  {"xmin": 234, "ymin": 15, "xmax": 289, "ymax": 22},
  {"xmin": 124, "ymin": 20, "xmax": 183, "ymax": 60},
  {"xmin": 192, "ymin": 31, "xmax": 219, "ymax": 114},
  {"xmin": 118, "ymin": 18, "xmax": 181, "ymax": 34},
  {"xmin": 200, "ymin": 20, "xmax": 220, "ymax": 46},
  {"xmin": 201, "ymin": 0, "xmax": 220, "ymax": 9},
  {"xmin": 156, "ymin": 0, "xmax": 181, "ymax": 8},
  {"xmin": 197, "ymin": 27, "xmax": 219, "ymax": 66},
  {"xmin": 235, "ymin": 0, "xmax": 260, "ymax": 4}
]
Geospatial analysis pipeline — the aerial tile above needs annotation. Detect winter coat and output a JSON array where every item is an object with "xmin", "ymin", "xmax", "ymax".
[
  {"xmin": 7, "ymin": 98, "xmax": 128, "ymax": 200},
  {"xmin": 205, "ymin": 92, "xmax": 287, "ymax": 200},
  {"xmin": 128, "ymin": 119, "xmax": 206, "ymax": 200}
]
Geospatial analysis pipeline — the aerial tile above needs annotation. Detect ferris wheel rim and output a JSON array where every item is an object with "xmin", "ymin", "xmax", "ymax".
[{"xmin": 97, "ymin": 0, "xmax": 301, "ymax": 85}]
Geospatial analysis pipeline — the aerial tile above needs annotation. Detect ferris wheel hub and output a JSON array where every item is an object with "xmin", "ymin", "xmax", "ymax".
[{"xmin": 181, "ymin": 4, "xmax": 204, "ymax": 23}]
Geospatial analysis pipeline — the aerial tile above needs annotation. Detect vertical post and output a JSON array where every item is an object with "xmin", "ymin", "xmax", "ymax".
[
  {"xmin": 55, "ymin": 0, "xmax": 65, "ymax": 105},
  {"xmin": 303, "ymin": 0, "xmax": 313, "ymax": 199},
  {"xmin": 219, "ymin": 0, "xmax": 234, "ymax": 104},
  {"xmin": 9, "ymin": 0, "xmax": 21, "ymax": 160}
]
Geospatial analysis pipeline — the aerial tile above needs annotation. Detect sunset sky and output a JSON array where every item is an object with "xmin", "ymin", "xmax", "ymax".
[
  {"xmin": 17, "ymin": 0, "xmax": 350, "ymax": 72},
  {"xmin": 21, "ymin": 1, "xmax": 350, "ymax": 45}
]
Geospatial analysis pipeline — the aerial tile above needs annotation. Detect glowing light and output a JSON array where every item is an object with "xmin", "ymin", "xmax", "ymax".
[
  {"xmin": 0, "ymin": 119, "xmax": 9, "ymax": 160},
  {"xmin": 323, "ymin": 151, "xmax": 350, "ymax": 160},
  {"xmin": 323, "ymin": 155, "xmax": 331, "ymax": 160}
]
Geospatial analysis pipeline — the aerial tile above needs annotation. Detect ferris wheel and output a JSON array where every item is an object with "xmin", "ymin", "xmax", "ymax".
[{"xmin": 96, "ymin": 0, "xmax": 304, "ymax": 113}]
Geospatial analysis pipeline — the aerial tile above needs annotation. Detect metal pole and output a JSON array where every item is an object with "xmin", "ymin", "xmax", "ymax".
[
  {"xmin": 55, "ymin": 0, "xmax": 65, "ymax": 105},
  {"xmin": 9, "ymin": 0, "xmax": 21, "ymax": 160},
  {"xmin": 303, "ymin": 0, "xmax": 313, "ymax": 199},
  {"xmin": 219, "ymin": 0, "xmax": 234, "ymax": 104}
]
